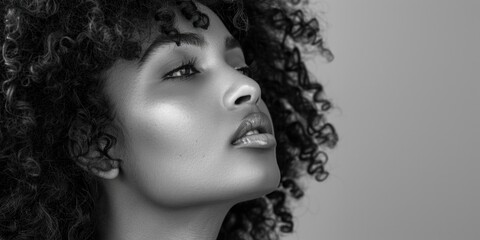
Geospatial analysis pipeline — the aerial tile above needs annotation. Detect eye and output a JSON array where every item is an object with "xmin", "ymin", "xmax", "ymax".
[
  {"xmin": 235, "ymin": 66, "xmax": 252, "ymax": 78},
  {"xmin": 235, "ymin": 60, "xmax": 257, "ymax": 79},
  {"xmin": 163, "ymin": 58, "xmax": 199, "ymax": 80}
]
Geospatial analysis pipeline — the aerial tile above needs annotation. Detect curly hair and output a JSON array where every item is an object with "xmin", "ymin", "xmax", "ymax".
[{"xmin": 0, "ymin": 0, "xmax": 338, "ymax": 239}]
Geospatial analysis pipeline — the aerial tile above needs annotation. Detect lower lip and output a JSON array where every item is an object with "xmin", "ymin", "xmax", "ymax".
[{"xmin": 231, "ymin": 133, "xmax": 276, "ymax": 149}]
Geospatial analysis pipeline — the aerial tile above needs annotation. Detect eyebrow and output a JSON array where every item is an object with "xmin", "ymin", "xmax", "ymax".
[{"xmin": 138, "ymin": 33, "xmax": 242, "ymax": 67}]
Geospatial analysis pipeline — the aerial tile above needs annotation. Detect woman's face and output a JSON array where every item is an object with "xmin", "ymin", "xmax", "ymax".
[{"xmin": 103, "ymin": 4, "xmax": 280, "ymax": 207}]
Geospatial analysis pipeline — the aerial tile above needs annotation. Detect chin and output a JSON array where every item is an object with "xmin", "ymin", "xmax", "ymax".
[{"xmin": 230, "ymin": 163, "xmax": 281, "ymax": 203}]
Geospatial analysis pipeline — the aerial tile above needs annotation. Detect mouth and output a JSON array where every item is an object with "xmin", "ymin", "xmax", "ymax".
[{"xmin": 230, "ymin": 112, "xmax": 276, "ymax": 149}]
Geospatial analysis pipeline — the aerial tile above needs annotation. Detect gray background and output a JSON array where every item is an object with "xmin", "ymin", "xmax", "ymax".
[{"xmin": 284, "ymin": 0, "xmax": 479, "ymax": 239}]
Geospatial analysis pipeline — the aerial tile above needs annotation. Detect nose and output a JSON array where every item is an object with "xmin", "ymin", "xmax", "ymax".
[{"xmin": 223, "ymin": 76, "xmax": 261, "ymax": 110}]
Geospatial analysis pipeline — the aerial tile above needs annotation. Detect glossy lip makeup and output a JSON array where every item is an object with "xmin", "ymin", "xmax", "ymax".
[{"xmin": 231, "ymin": 112, "xmax": 276, "ymax": 149}]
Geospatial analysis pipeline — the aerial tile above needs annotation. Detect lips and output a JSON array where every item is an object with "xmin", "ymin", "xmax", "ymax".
[{"xmin": 231, "ymin": 112, "xmax": 276, "ymax": 148}]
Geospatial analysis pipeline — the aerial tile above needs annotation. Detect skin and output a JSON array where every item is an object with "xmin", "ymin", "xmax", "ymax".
[{"xmin": 90, "ymin": 3, "xmax": 281, "ymax": 240}]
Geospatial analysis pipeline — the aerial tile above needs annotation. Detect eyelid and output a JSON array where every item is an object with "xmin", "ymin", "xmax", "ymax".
[
  {"xmin": 161, "ymin": 57, "xmax": 256, "ymax": 80},
  {"xmin": 162, "ymin": 57, "xmax": 199, "ymax": 80},
  {"xmin": 235, "ymin": 60, "xmax": 257, "ymax": 78},
  {"xmin": 235, "ymin": 66, "xmax": 250, "ymax": 78}
]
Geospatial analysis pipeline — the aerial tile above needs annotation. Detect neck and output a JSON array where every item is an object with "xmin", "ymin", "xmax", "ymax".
[{"xmin": 96, "ymin": 180, "xmax": 234, "ymax": 240}]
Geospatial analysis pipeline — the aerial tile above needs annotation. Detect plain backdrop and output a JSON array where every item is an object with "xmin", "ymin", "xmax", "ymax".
[{"xmin": 284, "ymin": 0, "xmax": 479, "ymax": 240}]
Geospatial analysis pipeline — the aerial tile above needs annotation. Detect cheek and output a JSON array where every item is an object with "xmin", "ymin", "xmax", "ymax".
[
  {"xmin": 122, "ymin": 103, "xmax": 203, "ymax": 173},
  {"xmin": 117, "ymin": 102, "xmax": 226, "ymax": 204}
]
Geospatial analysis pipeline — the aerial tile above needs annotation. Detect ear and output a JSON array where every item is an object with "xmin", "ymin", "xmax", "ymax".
[
  {"xmin": 76, "ymin": 156, "xmax": 120, "ymax": 180},
  {"xmin": 74, "ymin": 144, "xmax": 120, "ymax": 180}
]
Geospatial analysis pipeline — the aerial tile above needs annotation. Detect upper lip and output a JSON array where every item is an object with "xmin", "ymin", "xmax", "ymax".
[{"xmin": 231, "ymin": 112, "xmax": 274, "ymax": 144}]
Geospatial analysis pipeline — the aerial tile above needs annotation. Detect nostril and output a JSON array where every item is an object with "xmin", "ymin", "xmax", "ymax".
[{"xmin": 234, "ymin": 95, "xmax": 251, "ymax": 105}]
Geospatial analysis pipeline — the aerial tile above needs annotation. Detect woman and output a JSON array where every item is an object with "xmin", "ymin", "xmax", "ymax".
[{"xmin": 0, "ymin": 0, "xmax": 338, "ymax": 239}]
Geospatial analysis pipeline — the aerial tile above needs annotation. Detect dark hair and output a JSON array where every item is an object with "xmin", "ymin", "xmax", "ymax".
[{"xmin": 0, "ymin": 0, "xmax": 338, "ymax": 239}]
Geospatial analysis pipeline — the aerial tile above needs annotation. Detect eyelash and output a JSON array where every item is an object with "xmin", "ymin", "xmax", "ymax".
[
  {"xmin": 162, "ymin": 57, "xmax": 254, "ymax": 80},
  {"xmin": 163, "ymin": 57, "xmax": 199, "ymax": 80}
]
